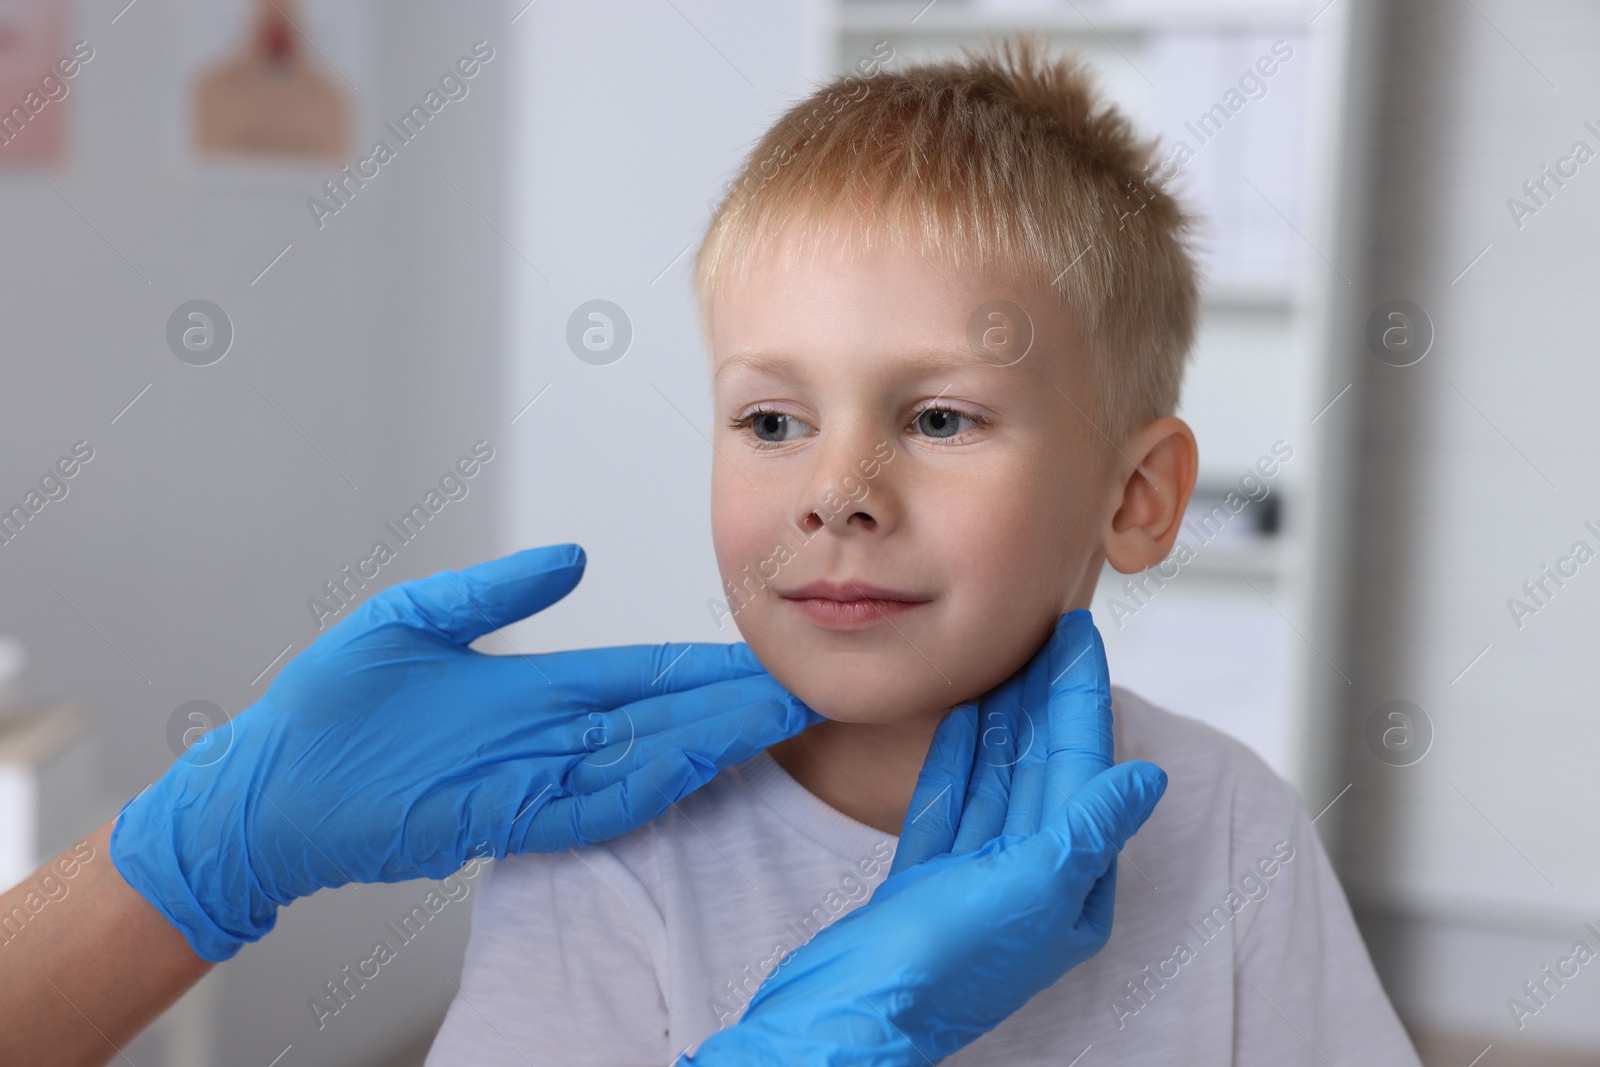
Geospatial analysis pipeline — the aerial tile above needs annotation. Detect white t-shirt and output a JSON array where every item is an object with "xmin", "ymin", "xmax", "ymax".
[{"xmin": 425, "ymin": 687, "xmax": 1420, "ymax": 1066}]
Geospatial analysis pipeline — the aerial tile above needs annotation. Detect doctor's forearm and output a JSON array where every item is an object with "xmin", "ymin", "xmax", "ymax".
[{"xmin": 0, "ymin": 819, "xmax": 212, "ymax": 1067}]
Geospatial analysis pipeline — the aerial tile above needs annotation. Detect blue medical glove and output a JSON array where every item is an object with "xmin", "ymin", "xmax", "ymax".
[
  {"xmin": 688, "ymin": 611, "xmax": 1164, "ymax": 1067},
  {"xmin": 891, "ymin": 609, "xmax": 1103, "ymax": 872},
  {"xmin": 111, "ymin": 544, "xmax": 819, "ymax": 962}
]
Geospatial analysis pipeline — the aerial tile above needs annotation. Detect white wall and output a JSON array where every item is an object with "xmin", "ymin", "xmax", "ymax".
[
  {"xmin": 1341, "ymin": 0, "xmax": 1600, "ymax": 1057},
  {"xmin": 1, "ymin": 1, "xmax": 508, "ymax": 1063}
]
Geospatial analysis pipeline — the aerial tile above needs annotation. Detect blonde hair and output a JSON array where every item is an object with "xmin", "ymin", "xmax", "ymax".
[{"xmin": 693, "ymin": 33, "xmax": 1200, "ymax": 437}]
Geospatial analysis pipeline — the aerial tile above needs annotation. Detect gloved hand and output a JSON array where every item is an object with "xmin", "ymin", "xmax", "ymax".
[
  {"xmin": 111, "ymin": 544, "xmax": 819, "ymax": 962},
  {"xmin": 687, "ymin": 610, "xmax": 1167, "ymax": 1067},
  {"xmin": 891, "ymin": 608, "xmax": 1111, "ymax": 871}
]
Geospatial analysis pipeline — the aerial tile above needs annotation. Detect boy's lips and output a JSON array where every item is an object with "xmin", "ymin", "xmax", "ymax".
[{"xmin": 780, "ymin": 581, "xmax": 932, "ymax": 631}]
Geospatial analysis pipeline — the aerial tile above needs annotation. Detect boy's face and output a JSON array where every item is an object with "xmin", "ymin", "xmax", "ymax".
[{"xmin": 708, "ymin": 218, "xmax": 1114, "ymax": 724}]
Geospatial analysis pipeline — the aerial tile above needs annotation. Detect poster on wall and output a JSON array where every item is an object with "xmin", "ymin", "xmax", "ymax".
[
  {"xmin": 0, "ymin": 0, "xmax": 73, "ymax": 165},
  {"xmin": 171, "ymin": 0, "xmax": 370, "ymax": 185}
]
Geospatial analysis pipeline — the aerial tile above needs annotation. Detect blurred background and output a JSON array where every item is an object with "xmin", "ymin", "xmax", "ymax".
[{"xmin": 0, "ymin": 0, "xmax": 1593, "ymax": 1063}]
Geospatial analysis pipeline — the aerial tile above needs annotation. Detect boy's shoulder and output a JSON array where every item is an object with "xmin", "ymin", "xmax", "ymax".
[
  {"xmin": 1112, "ymin": 683, "xmax": 1294, "ymax": 788},
  {"xmin": 1110, "ymin": 684, "xmax": 1310, "ymax": 849}
]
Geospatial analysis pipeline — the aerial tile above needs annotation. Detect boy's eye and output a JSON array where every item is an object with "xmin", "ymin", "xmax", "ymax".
[
  {"xmin": 914, "ymin": 407, "xmax": 977, "ymax": 439},
  {"xmin": 746, "ymin": 411, "xmax": 815, "ymax": 443},
  {"xmin": 733, "ymin": 406, "xmax": 982, "ymax": 444}
]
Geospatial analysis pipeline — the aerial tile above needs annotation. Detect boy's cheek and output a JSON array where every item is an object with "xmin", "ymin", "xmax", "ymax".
[
  {"xmin": 711, "ymin": 465, "xmax": 803, "ymax": 565},
  {"xmin": 711, "ymin": 505, "xmax": 776, "ymax": 583}
]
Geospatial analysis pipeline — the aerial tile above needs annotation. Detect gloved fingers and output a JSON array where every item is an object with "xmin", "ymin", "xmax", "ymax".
[
  {"xmin": 540, "ymin": 641, "xmax": 776, "ymax": 713},
  {"xmin": 873, "ymin": 848, "xmax": 966, "ymax": 901},
  {"xmin": 955, "ymin": 624, "xmax": 1058, "ymax": 848},
  {"xmin": 949, "ymin": 788, "xmax": 1010, "ymax": 855},
  {"xmin": 996, "ymin": 635, "xmax": 1051, "ymax": 838},
  {"xmin": 950, "ymin": 697, "xmax": 1020, "ymax": 854},
  {"xmin": 1050, "ymin": 759, "xmax": 1168, "ymax": 854},
  {"xmin": 999, "ymin": 743, "xmax": 1046, "ymax": 839},
  {"xmin": 475, "ymin": 645, "xmax": 778, "ymax": 741},
  {"xmin": 948, "ymin": 649, "xmax": 1043, "ymax": 855},
  {"xmin": 497, "ymin": 771, "xmax": 563, "ymax": 855},
  {"xmin": 1042, "ymin": 610, "xmax": 1115, "ymax": 827},
  {"xmin": 355, "ymin": 544, "xmax": 587, "ymax": 647},
  {"xmin": 890, "ymin": 702, "xmax": 978, "ymax": 874},
  {"xmin": 567, "ymin": 685, "xmax": 818, "ymax": 792},
  {"xmin": 1077, "ymin": 862, "xmax": 1119, "ymax": 939},
  {"xmin": 642, "ymin": 641, "xmax": 767, "ymax": 691},
  {"xmin": 977, "ymin": 806, "xmax": 1118, "ymax": 922},
  {"xmin": 518, "ymin": 747, "xmax": 722, "ymax": 851}
]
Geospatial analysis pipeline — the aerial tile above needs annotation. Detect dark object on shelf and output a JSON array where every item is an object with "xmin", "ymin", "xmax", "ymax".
[{"xmin": 1181, "ymin": 484, "xmax": 1283, "ymax": 548}]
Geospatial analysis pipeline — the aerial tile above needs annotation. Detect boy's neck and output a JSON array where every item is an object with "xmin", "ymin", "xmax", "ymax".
[{"xmin": 767, "ymin": 711, "xmax": 946, "ymax": 836}]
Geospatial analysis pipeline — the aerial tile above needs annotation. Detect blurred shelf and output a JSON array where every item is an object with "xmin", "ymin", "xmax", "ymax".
[
  {"xmin": 1185, "ymin": 539, "xmax": 1280, "ymax": 580},
  {"xmin": 1203, "ymin": 281, "xmax": 1295, "ymax": 312},
  {"xmin": 1105, "ymin": 539, "xmax": 1281, "ymax": 587}
]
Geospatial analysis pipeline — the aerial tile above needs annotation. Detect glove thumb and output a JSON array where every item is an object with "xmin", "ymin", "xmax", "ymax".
[
  {"xmin": 1056, "ymin": 759, "xmax": 1168, "ymax": 854},
  {"xmin": 375, "ymin": 544, "xmax": 587, "ymax": 645}
]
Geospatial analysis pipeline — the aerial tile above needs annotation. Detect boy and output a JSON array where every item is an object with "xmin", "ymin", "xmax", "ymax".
[{"xmin": 426, "ymin": 36, "xmax": 1419, "ymax": 1065}]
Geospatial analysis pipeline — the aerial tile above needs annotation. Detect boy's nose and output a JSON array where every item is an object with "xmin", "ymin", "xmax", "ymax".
[
  {"xmin": 792, "ymin": 435, "xmax": 899, "ymax": 537},
  {"xmin": 799, "ymin": 500, "xmax": 874, "ymax": 535}
]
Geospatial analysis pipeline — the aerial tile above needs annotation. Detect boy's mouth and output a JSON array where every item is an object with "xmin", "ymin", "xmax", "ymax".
[{"xmin": 780, "ymin": 580, "xmax": 932, "ymax": 632}]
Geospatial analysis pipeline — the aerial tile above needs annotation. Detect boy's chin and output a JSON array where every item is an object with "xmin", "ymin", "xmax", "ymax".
[
  {"xmin": 745, "ymin": 631, "xmax": 993, "ymax": 725},
  {"xmin": 772, "ymin": 673, "xmax": 960, "ymax": 727}
]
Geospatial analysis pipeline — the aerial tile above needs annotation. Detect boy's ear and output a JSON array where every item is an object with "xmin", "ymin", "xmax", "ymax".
[{"xmin": 1100, "ymin": 416, "xmax": 1199, "ymax": 574}]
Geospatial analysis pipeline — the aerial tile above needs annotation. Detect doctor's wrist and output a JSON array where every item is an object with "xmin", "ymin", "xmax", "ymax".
[{"xmin": 109, "ymin": 774, "xmax": 277, "ymax": 963}]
